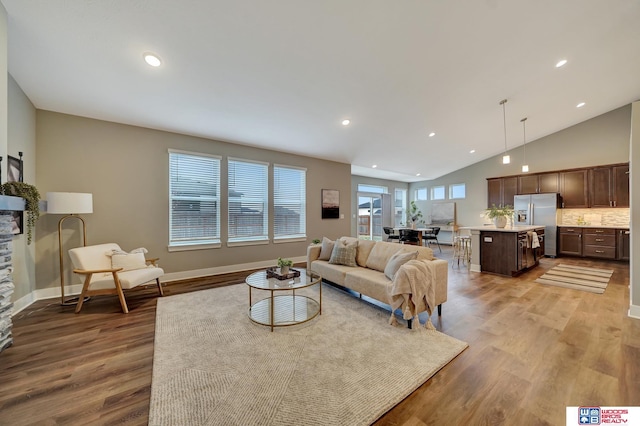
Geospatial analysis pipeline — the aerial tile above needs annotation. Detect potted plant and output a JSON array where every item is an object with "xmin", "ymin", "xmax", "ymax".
[
  {"xmin": 485, "ymin": 204, "xmax": 514, "ymax": 228},
  {"xmin": 406, "ymin": 201, "xmax": 423, "ymax": 229},
  {"xmin": 277, "ymin": 257, "xmax": 293, "ymax": 275},
  {"xmin": 0, "ymin": 182, "xmax": 41, "ymax": 244},
  {"xmin": 311, "ymin": 238, "xmax": 321, "ymax": 245}
]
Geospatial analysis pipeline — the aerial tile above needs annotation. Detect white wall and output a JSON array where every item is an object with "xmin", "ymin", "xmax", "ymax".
[{"xmin": 630, "ymin": 101, "xmax": 639, "ymax": 318}]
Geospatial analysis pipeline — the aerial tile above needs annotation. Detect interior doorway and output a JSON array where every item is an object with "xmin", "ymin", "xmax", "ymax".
[{"xmin": 357, "ymin": 193, "xmax": 391, "ymax": 241}]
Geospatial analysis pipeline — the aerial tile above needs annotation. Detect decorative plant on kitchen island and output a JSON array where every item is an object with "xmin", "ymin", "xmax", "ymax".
[{"xmin": 485, "ymin": 204, "xmax": 514, "ymax": 229}]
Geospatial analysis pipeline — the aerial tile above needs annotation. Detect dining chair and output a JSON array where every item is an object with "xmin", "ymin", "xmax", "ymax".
[
  {"xmin": 422, "ymin": 227, "xmax": 442, "ymax": 252},
  {"xmin": 399, "ymin": 229, "xmax": 420, "ymax": 245},
  {"xmin": 383, "ymin": 227, "xmax": 400, "ymax": 242}
]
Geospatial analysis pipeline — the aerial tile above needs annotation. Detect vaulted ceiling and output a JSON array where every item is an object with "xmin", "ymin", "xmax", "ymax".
[{"xmin": 3, "ymin": 0, "xmax": 640, "ymax": 182}]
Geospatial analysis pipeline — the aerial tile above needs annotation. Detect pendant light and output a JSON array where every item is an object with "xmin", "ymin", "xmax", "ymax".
[
  {"xmin": 500, "ymin": 99, "xmax": 510, "ymax": 164},
  {"xmin": 521, "ymin": 117, "xmax": 529, "ymax": 173}
]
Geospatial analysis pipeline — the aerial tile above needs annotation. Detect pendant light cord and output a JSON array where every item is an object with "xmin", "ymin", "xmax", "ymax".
[
  {"xmin": 500, "ymin": 99, "xmax": 508, "ymax": 153},
  {"xmin": 521, "ymin": 117, "xmax": 527, "ymax": 160}
]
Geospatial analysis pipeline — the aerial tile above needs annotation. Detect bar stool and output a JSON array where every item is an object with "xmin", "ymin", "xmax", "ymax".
[{"xmin": 452, "ymin": 231, "xmax": 471, "ymax": 268}]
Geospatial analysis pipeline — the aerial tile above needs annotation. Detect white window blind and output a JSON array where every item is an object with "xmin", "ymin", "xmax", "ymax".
[
  {"xmin": 274, "ymin": 165, "xmax": 306, "ymax": 240},
  {"xmin": 228, "ymin": 158, "xmax": 268, "ymax": 243},
  {"xmin": 169, "ymin": 151, "xmax": 220, "ymax": 247}
]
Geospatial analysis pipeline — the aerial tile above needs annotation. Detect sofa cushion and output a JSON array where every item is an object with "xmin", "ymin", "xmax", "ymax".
[
  {"xmin": 355, "ymin": 239, "xmax": 376, "ymax": 267},
  {"xmin": 319, "ymin": 237, "xmax": 335, "ymax": 261},
  {"xmin": 365, "ymin": 241, "xmax": 404, "ymax": 272},
  {"xmin": 402, "ymin": 246, "xmax": 435, "ymax": 261},
  {"xmin": 329, "ymin": 239, "xmax": 357, "ymax": 267},
  {"xmin": 384, "ymin": 250, "xmax": 418, "ymax": 280},
  {"xmin": 344, "ymin": 268, "xmax": 393, "ymax": 304},
  {"xmin": 311, "ymin": 260, "xmax": 351, "ymax": 285}
]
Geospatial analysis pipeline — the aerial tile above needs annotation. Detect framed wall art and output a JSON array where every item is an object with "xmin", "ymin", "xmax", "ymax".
[{"xmin": 321, "ymin": 189, "xmax": 340, "ymax": 219}]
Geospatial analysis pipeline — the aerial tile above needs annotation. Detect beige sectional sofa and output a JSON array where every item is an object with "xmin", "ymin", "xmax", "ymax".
[{"xmin": 307, "ymin": 237, "xmax": 448, "ymax": 327}]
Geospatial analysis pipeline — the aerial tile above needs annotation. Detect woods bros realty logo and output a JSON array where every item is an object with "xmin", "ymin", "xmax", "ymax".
[{"xmin": 567, "ymin": 406, "xmax": 640, "ymax": 424}]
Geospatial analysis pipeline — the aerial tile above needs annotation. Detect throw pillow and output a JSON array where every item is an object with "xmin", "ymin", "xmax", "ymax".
[
  {"xmin": 111, "ymin": 252, "xmax": 147, "ymax": 272},
  {"xmin": 365, "ymin": 242, "xmax": 404, "ymax": 272},
  {"xmin": 384, "ymin": 250, "xmax": 418, "ymax": 280},
  {"xmin": 319, "ymin": 237, "xmax": 335, "ymax": 261},
  {"xmin": 328, "ymin": 239, "xmax": 357, "ymax": 267}
]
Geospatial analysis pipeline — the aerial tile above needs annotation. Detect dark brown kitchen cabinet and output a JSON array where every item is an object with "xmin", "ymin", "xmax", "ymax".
[
  {"xmin": 558, "ymin": 227, "xmax": 582, "ymax": 256},
  {"xmin": 589, "ymin": 167, "xmax": 613, "ymax": 208},
  {"xmin": 518, "ymin": 172, "xmax": 559, "ymax": 194},
  {"xmin": 613, "ymin": 164, "xmax": 629, "ymax": 207},
  {"xmin": 617, "ymin": 229, "xmax": 630, "ymax": 261},
  {"xmin": 559, "ymin": 170, "xmax": 589, "ymax": 208},
  {"xmin": 583, "ymin": 228, "xmax": 616, "ymax": 259},
  {"xmin": 589, "ymin": 164, "xmax": 629, "ymax": 208},
  {"xmin": 487, "ymin": 177, "xmax": 517, "ymax": 208}
]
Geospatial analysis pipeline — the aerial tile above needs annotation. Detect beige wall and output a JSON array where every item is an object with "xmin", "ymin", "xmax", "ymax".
[
  {"xmin": 410, "ymin": 105, "xmax": 632, "ymax": 228},
  {"xmin": 35, "ymin": 111, "xmax": 351, "ymax": 293},
  {"xmin": 7, "ymin": 75, "xmax": 37, "ymax": 301}
]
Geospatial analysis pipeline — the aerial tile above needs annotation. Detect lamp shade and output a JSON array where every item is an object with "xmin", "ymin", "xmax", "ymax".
[{"xmin": 46, "ymin": 192, "xmax": 93, "ymax": 214}]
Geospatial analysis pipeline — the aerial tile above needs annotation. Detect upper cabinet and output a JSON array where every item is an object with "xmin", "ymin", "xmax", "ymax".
[
  {"xmin": 613, "ymin": 164, "xmax": 629, "ymax": 207},
  {"xmin": 559, "ymin": 169, "xmax": 589, "ymax": 208},
  {"xmin": 589, "ymin": 164, "xmax": 629, "ymax": 208},
  {"xmin": 487, "ymin": 177, "xmax": 517, "ymax": 208},
  {"xmin": 488, "ymin": 163, "xmax": 628, "ymax": 209},
  {"xmin": 517, "ymin": 172, "xmax": 559, "ymax": 194}
]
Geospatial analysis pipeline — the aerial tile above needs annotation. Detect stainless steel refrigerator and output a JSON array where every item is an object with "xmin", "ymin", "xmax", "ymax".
[{"xmin": 513, "ymin": 193, "xmax": 561, "ymax": 257}]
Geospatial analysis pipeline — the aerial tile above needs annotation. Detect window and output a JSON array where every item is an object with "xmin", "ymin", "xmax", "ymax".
[
  {"xmin": 449, "ymin": 183, "xmax": 466, "ymax": 199},
  {"xmin": 431, "ymin": 185, "xmax": 445, "ymax": 200},
  {"xmin": 168, "ymin": 150, "xmax": 220, "ymax": 249},
  {"xmin": 416, "ymin": 187, "xmax": 427, "ymax": 201},
  {"xmin": 274, "ymin": 165, "xmax": 306, "ymax": 240},
  {"xmin": 394, "ymin": 189, "xmax": 407, "ymax": 227},
  {"xmin": 228, "ymin": 158, "xmax": 269, "ymax": 244},
  {"xmin": 358, "ymin": 184, "xmax": 387, "ymax": 194}
]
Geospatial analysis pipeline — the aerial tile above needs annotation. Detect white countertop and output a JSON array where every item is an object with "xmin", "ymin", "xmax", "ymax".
[{"xmin": 461, "ymin": 225, "xmax": 545, "ymax": 233}]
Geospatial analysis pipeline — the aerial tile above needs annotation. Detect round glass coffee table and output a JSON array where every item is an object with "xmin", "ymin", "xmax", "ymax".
[{"xmin": 245, "ymin": 268, "xmax": 322, "ymax": 331}]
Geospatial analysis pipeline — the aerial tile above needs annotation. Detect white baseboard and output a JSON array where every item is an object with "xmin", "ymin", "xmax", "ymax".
[
  {"xmin": 629, "ymin": 303, "xmax": 640, "ymax": 319},
  {"xmin": 11, "ymin": 255, "xmax": 307, "ymax": 317}
]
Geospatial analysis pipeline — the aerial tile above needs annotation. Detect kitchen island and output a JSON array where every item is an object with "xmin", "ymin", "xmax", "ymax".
[{"xmin": 462, "ymin": 225, "xmax": 546, "ymax": 276}]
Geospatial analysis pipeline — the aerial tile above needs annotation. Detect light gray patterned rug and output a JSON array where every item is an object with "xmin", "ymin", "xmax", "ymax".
[
  {"xmin": 149, "ymin": 283, "xmax": 468, "ymax": 425},
  {"xmin": 535, "ymin": 264, "xmax": 614, "ymax": 294}
]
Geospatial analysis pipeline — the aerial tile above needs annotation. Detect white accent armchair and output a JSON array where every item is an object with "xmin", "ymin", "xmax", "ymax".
[{"xmin": 68, "ymin": 243, "xmax": 164, "ymax": 313}]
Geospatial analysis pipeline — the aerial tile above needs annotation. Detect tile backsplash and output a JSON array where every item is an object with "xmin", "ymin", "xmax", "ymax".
[{"xmin": 560, "ymin": 208, "xmax": 629, "ymax": 227}]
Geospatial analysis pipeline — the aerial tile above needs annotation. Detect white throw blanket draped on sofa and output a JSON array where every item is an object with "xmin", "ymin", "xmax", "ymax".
[{"xmin": 388, "ymin": 259, "xmax": 437, "ymax": 329}]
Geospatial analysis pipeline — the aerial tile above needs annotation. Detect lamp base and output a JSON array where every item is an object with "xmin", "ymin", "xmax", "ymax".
[{"xmin": 61, "ymin": 296, "xmax": 91, "ymax": 306}]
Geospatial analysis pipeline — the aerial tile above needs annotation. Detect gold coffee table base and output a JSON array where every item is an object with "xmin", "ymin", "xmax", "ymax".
[{"xmin": 246, "ymin": 268, "xmax": 322, "ymax": 331}]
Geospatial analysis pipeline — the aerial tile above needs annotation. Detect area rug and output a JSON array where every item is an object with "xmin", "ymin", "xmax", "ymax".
[
  {"xmin": 535, "ymin": 264, "xmax": 614, "ymax": 294},
  {"xmin": 149, "ymin": 283, "xmax": 468, "ymax": 425}
]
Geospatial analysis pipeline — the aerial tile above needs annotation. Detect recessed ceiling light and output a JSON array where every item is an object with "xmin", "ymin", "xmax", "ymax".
[
  {"xmin": 372, "ymin": 164, "xmax": 377, "ymax": 168},
  {"xmin": 576, "ymin": 102, "xmax": 586, "ymax": 108},
  {"xmin": 556, "ymin": 59, "xmax": 568, "ymax": 68},
  {"xmin": 469, "ymin": 149, "xmax": 476, "ymax": 154},
  {"xmin": 416, "ymin": 173, "xmax": 421, "ymax": 177},
  {"xmin": 342, "ymin": 119, "xmax": 350, "ymax": 126},
  {"xmin": 428, "ymin": 132, "xmax": 436, "ymax": 137},
  {"xmin": 143, "ymin": 52, "xmax": 162, "ymax": 67}
]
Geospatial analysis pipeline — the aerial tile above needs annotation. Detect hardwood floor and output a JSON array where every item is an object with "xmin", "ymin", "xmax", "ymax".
[{"xmin": 1, "ymin": 250, "xmax": 638, "ymax": 425}]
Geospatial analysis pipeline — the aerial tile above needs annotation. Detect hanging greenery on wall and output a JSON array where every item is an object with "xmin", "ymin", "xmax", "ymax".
[{"xmin": 0, "ymin": 182, "xmax": 41, "ymax": 245}]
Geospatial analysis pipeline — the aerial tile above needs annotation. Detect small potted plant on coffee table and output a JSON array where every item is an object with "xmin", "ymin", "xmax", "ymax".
[{"xmin": 277, "ymin": 257, "xmax": 293, "ymax": 275}]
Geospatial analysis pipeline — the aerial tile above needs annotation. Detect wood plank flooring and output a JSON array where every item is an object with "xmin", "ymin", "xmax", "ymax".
[{"xmin": 0, "ymin": 251, "xmax": 638, "ymax": 425}]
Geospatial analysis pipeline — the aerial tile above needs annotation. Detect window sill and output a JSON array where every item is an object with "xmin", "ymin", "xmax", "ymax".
[
  {"xmin": 273, "ymin": 236, "xmax": 307, "ymax": 244},
  {"xmin": 168, "ymin": 242, "xmax": 221, "ymax": 252}
]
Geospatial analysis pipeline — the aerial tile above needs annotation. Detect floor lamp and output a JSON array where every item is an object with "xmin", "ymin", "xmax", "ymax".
[{"xmin": 46, "ymin": 192, "xmax": 94, "ymax": 306}]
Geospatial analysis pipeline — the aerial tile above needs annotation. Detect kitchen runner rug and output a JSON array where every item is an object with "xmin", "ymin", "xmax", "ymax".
[
  {"xmin": 535, "ymin": 264, "xmax": 614, "ymax": 294},
  {"xmin": 149, "ymin": 283, "xmax": 468, "ymax": 426}
]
